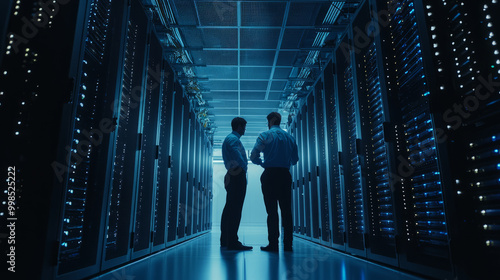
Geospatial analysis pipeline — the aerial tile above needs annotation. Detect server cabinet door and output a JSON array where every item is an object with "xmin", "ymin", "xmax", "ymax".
[
  {"xmin": 324, "ymin": 61, "xmax": 345, "ymax": 251},
  {"xmin": 177, "ymin": 98, "xmax": 191, "ymax": 241},
  {"xmin": 302, "ymin": 105, "xmax": 313, "ymax": 239},
  {"xmin": 197, "ymin": 136, "xmax": 203, "ymax": 234},
  {"xmin": 336, "ymin": 34, "xmax": 366, "ymax": 257},
  {"xmin": 306, "ymin": 92, "xmax": 321, "ymax": 242},
  {"xmin": 377, "ymin": 0, "xmax": 452, "ymax": 277},
  {"xmin": 131, "ymin": 29, "xmax": 162, "ymax": 259},
  {"xmin": 167, "ymin": 82, "xmax": 184, "ymax": 243},
  {"xmin": 154, "ymin": 62, "xmax": 175, "ymax": 251},
  {"xmin": 195, "ymin": 121, "xmax": 203, "ymax": 234},
  {"xmin": 314, "ymin": 79, "xmax": 332, "ymax": 247},
  {"xmin": 208, "ymin": 147, "xmax": 214, "ymax": 230},
  {"xmin": 298, "ymin": 108, "xmax": 309, "ymax": 237},
  {"xmin": 186, "ymin": 111, "xmax": 196, "ymax": 237},
  {"xmin": 290, "ymin": 123, "xmax": 300, "ymax": 234},
  {"xmin": 102, "ymin": 0, "xmax": 150, "ymax": 270}
]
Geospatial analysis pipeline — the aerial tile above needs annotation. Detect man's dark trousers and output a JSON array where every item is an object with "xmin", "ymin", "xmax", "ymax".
[
  {"xmin": 261, "ymin": 167, "xmax": 293, "ymax": 247},
  {"xmin": 220, "ymin": 167, "xmax": 247, "ymax": 246}
]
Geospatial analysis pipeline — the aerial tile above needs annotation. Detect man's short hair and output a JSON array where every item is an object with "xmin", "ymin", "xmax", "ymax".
[
  {"xmin": 231, "ymin": 117, "xmax": 247, "ymax": 131},
  {"xmin": 267, "ymin": 112, "xmax": 281, "ymax": 126}
]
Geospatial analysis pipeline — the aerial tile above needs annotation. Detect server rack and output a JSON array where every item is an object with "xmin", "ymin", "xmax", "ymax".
[
  {"xmin": 177, "ymin": 97, "xmax": 191, "ymax": 241},
  {"xmin": 294, "ymin": 108, "xmax": 304, "ymax": 235},
  {"xmin": 420, "ymin": 1, "xmax": 500, "ymax": 278},
  {"xmin": 300, "ymin": 105, "xmax": 311, "ymax": 238},
  {"xmin": 324, "ymin": 61, "xmax": 346, "ymax": 251},
  {"xmin": 376, "ymin": 0, "xmax": 453, "ymax": 277},
  {"xmin": 185, "ymin": 110, "xmax": 194, "ymax": 237},
  {"xmin": 314, "ymin": 78, "xmax": 333, "ymax": 247},
  {"xmin": 101, "ymin": 0, "xmax": 150, "ymax": 270},
  {"xmin": 1, "ymin": 0, "xmax": 212, "ymax": 278},
  {"xmin": 336, "ymin": 32, "xmax": 366, "ymax": 257},
  {"xmin": 154, "ymin": 61, "xmax": 175, "ymax": 252},
  {"xmin": 306, "ymin": 92, "xmax": 321, "ymax": 242},
  {"xmin": 351, "ymin": 0, "xmax": 399, "ymax": 266},
  {"xmin": 289, "ymin": 120, "xmax": 299, "ymax": 234},
  {"xmin": 167, "ymin": 81, "xmax": 184, "ymax": 243},
  {"xmin": 131, "ymin": 26, "xmax": 163, "ymax": 260}
]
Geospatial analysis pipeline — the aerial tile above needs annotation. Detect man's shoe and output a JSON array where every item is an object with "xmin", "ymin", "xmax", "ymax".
[
  {"xmin": 260, "ymin": 244, "xmax": 278, "ymax": 252},
  {"xmin": 284, "ymin": 245, "xmax": 293, "ymax": 252},
  {"xmin": 227, "ymin": 244, "xmax": 252, "ymax": 251}
]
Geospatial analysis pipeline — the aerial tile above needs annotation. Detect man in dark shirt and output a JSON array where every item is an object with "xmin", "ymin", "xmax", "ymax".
[
  {"xmin": 220, "ymin": 117, "xmax": 252, "ymax": 251},
  {"xmin": 250, "ymin": 112, "xmax": 299, "ymax": 252}
]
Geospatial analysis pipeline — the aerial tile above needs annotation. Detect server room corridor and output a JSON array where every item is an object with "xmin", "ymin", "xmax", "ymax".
[
  {"xmin": 1, "ymin": 0, "xmax": 500, "ymax": 280},
  {"xmin": 90, "ymin": 226, "xmax": 425, "ymax": 280}
]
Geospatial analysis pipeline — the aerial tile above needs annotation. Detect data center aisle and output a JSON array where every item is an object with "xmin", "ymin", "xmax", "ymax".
[{"xmin": 91, "ymin": 226, "xmax": 425, "ymax": 280}]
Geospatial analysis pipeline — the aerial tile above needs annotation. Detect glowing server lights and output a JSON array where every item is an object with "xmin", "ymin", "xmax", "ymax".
[
  {"xmin": 58, "ymin": 0, "xmax": 113, "ymax": 273},
  {"xmin": 359, "ymin": 42, "xmax": 395, "ymax": 240}
]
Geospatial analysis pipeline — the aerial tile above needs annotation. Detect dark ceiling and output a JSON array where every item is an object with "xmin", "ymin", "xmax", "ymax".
[{"xmin": 149, "ymin": 0, "xmax": 362, "ymax": 151}]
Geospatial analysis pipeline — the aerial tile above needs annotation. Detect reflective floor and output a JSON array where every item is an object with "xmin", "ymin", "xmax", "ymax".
[{"xmin": 92, "ymin": 226, "xmax": 426, "ymax": 280}]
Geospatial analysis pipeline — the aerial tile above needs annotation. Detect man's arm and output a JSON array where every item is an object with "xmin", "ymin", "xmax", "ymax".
[{"xmin": 250, "ymin": 133, "xmax": 266, "ymax": 166}]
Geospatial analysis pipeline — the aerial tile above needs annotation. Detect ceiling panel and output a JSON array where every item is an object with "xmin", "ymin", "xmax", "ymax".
[
  {"xmin": 240, "ymin": 29, "xmax": 280, "ymax": 49},
  {"xmin": 200, "ymin": 28, "xmax": 238, "ymax": 48},
  {"xmin": 195, "ymin": 1, "xmax": 237, "ymax": 26},
  {"xmin": 209, "ymin": 100, "xmax": 238, "ymax": 108},
  {"xmin": 240, "ymin": 50, "xmax": 275, "ymax": 66},
  {"xmin": 240, "ymin": 81, "xmax": 268, "ymax": 91},
  {"xmin": 241, "ymin": 2, "xmax": 286, "ymax": 26},
  {"xmin": 268, "ymin": 92, "xmax": 283, "ymax": 100},
  {"xmin": 271, "ymin": 81, "xmax": 287, "ymax": 91},
  {"xmin": 240, "ymin": 67, "xmax": 272, "ymax": 79},
  {"xmin": 281, "ymin": 29, "xmax": 305, "ymax": 49},
  {"xmin": 204, "ymin": 80, "xmax": 238, "ymax": 91},
  {"xmin": 204, "ymin": 91, "xmax": 238, "ymax": 100},
  {"xmin": 286, "ymin": 3, "xmax": 331, "ymax": 26},
  {"xmin": 195, "ymin": 66, "xmax": 238, "ymax": 79},
  {"xmin": 241, "ymin": 108, "xmax": 279, "ymax": 116},
  {"xmin": 191, "ymin": 50, "xmax": 238, "ymax": 65},
  {"xmin": 273, "ymin": 68, "xmax": 292, "ymax": 79},
  {"xmin": 240, "ymin": 91, "xmax": 266, "ymax": 100},
  {"xmin": 240, "ymin": 100, "xmax": 281, "ymax": 108},
  {"xmin": 276, "ymin": 51, "xmax": 297, "ymax": 66},
  {"xmin": 210, "ymin": 108, "xmax": 239, "ymax": 115},
  {"xmin": 163, "ymin": 0, "xmax": 357, "ymax": 149}
]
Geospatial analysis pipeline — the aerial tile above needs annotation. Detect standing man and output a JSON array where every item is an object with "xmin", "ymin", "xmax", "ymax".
[
  {"xmin": 250, "ymin": 112, "xmax": 299, "ymax": 252},
  {"xmin": 220, "ymin": 117, "xmax": 252, "ymax": 251}
]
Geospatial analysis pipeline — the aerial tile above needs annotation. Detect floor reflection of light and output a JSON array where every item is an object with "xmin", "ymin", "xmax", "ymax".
[{"xmin": 341, "ymin": 260, "xmax": 347, "ymax": 280}]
